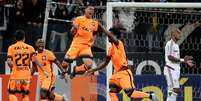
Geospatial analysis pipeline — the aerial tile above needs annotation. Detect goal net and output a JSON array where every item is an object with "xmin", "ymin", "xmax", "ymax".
[{"xmin": 106, "ymin": 2, "xmax": 201, "ymax": 101}]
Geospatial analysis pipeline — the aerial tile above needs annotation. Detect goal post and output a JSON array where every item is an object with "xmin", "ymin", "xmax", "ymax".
[{"xmin": 106, "ymin": 2, "xmax": 201, "ymax": 101}]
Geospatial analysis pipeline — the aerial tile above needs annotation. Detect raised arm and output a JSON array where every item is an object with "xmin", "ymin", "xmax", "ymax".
[
  {"xmin": 86, "ymin": 56, "xmax": 111, "ymax": 74},
  {"xmin": 98, "ymin": 23, "xmax": 119, "ymax": 45},
  {"xmin": 31, "ymin": 62, "xmax": 38, "ymax": 76},
  {"xmin": 53, "ymin": 59, "xmax": 66, "ymax": 73},
  {"xmin": 71, "ymin": 18, "xmax": 79, "ymax": 35}
]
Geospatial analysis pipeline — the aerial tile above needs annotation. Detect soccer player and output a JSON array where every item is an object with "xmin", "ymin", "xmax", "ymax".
[
  {"xmin": 85, "ymin": 27, "xmax": 159, "ymax": 101},
  {"xmin": 33, "ymin": 39, "xmax": 66, "ymax": 101},
  {"xmin": 62, "ymin": 5, "xmax": 106, "ymax": 78},
  {"xmin": 164, "ymin": 28, "xmax": 194, "ymax": 101},
  {"xmin": 7, "ymin": 30, "xmax": 46, "ymax": 101}
]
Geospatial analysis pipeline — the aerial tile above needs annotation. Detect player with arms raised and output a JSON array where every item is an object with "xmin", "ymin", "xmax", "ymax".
[
  {"xmin": 85, "ymin": 27, "xmax": 159, "ymax": 101},
  {"xmin": 62, "ymin": 4, "xmax": 109, "ymax": 78}
]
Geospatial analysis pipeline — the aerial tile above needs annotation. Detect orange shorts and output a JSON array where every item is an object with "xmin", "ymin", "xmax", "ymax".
[
  {"xmin": 39, "ymin": 74, "xmax": 56, "ymax": 90},
  {"xmin": 109, "ymin": 69, "xmax": 135, "ymax": 89},
  {"xmin": 8, "ymin": 79, "xmax": 30, "ymax": 92},
  {"xmin": 66, "ymin": 44, "xmax": 93, "ymax": 60}
]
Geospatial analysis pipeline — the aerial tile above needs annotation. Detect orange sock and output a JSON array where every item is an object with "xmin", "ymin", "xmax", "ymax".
[
  {"xmin": 109, "ymin": 92, "xmax": 119, "ymax": 101},
  {"xmin": 22, "ymin": 95, "xmax": 29, "ymax": 101},
  {"xmin": 75, "ymin": 64, "xmax": 90, "ymax": 74},
  {"xmin": 54, "ymin": 93, "xmax": 64, "ymax": 101},
  {"xmin": 9, "ymin": 94, "xmax": 18, "ymax": 101},
  {"xmin": 130, "ymin": 91, "xmax": 150, "ymax": 99}
]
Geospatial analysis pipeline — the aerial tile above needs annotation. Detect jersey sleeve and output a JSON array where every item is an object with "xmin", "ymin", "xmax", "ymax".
[
  {"xmin": 165, "ymin": 42, "xmax": 171, "ymax": 61},
  {"xmin": 48, "ymin": 51, "xmax": 56, "ymax": 62},
  {"xmin": 73, "ymin": 17, "xmax": 80, "ymax": 26},
  {"xmin": 165, "ymin": 41, "xmax": 172, "ymax": 56}
]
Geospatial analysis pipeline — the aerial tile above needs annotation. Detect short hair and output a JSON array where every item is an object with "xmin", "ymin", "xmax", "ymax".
[
  {"xmin": 109, "ymin": 27, "xmax": 122, "ymax": 39},
  {"xmin": 85, "ymin": 4, "xmax": 95, "ymax": 9},
  {"xmin": 172, "ymin": 28, "xmax": 181, "ymax": 33},
  {"xmin": 15, "ymin": 29, "xmax": 25, "ymax": 41},
  {"xmin": 171, "ymin": 28, "xmax": 181, "ymax": 37}
]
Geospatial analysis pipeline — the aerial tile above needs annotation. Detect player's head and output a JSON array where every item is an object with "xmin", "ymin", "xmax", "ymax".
[
  {"xmin": 36, "ymin": 38, "xmax": 45, "ymax": 51},
  {"xmin": 109, "ymin": 27, "xmax": 121, "ymax": 39},
  {"xmin": 171, "ymin": 28, "xmax": 181, "ymax": 41},
  {"xmin": 84, "ymin": 4, "xmax": 94, "ymax": 18},
  {"xmin": 15, "ymin": 29, "xmax": 25, "ymax": 42}
]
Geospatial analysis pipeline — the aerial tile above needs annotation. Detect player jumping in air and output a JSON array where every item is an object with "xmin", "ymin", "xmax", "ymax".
[
  {"xmin": 32, "ymin": 39, "xmax": 66, "ymax": 101},
  {"xmin": 62, "ymin": 4, "xmax": 111, "ymax": 78},
  {"xmin": 85, "ymin": 27, "xmax": 159, "ymax": 101},
  {"xmin": 164, "ymin": 28, "xmax": 194, "ymax": 101},
  {"xmin": 7, "ymin": 30, "xmax": 47, "ymax": 101}
]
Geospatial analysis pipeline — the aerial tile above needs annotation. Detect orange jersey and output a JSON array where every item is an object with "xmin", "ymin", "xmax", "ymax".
[
  {"xmin": 36, "ymin": 49, "xmax": 56, "ymax": 77},
  {"xmin": 108, "ymin": 40, "xmax": 128, "ymax": 72},
  {"xmin": 71, "ymin": 16, "xmax": 99, "ymax": 47},
  {"xmin": 7, "ymin": 41, "xmax": 35, "ymax": 80}
]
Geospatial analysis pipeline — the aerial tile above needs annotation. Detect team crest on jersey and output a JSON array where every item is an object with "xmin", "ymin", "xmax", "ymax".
[{"xmin": 42, "ymin": 56, "xmax": 46, "ymax": 60}]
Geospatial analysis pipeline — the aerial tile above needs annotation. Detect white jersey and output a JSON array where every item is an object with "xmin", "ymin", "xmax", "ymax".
[{"xmin": 165, "ymin": 39, "xmax": 181, "ymax": 70}]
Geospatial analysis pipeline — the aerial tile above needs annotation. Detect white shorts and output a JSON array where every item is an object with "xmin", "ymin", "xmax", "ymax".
[{"xmin": 164, "ymin": 65, "xmax": 180, "ymax": 91}]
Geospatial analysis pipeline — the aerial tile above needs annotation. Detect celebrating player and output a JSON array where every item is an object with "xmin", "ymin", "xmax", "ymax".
[
  {"xmin": 7, "ymin": 30, "xmax": 46, "ymax": 101},
  {"xmin": 164, "ymin": 28, "xmax": 194, "ymax": 101},
  {"xmin": 62, "ymin": 4, "xmax": 107, "ymax": 78},
  {"xmin": 85, "ymin": 27, "xmax": 159, "ymax": 101},
  {"xmin": 32, "ymin": 39, "xmax": 66, "ymax": 101}
]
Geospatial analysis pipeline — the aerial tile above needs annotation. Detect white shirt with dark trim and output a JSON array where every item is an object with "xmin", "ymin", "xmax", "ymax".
[{"xmin": 165, "ymin": 39, "xmax": 181, "ymax": 70}]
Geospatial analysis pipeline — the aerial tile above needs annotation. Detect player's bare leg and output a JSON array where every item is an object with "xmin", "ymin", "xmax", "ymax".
[
  {"xmin": 53, "ymin": 92, "xmax": 65, "ymax": 101},
  {"xmin": 9, "ymin": 94, "xmax": 18, "ymax": 101},
  {"xmin": 129, "ymin": 90, "xmax": 150, "ymax": 98},
  {"xmin": 123, "ymin": 88, "xmax": 158, "ymax": 101},
  {"xmin": 109, "ymin": 92, "xmax": 119, "ymax": 101},
  {"xmin": 22, "ymin": 95, "xmax": 29, "ymax": 101},
  {"xmin": 70, "ymin": 58, "xmax": 93, "ymax": 78},
  {"xmin": 40, "ymin": 100, "xmax": 47, "ymax": 101},
  {"xmin": 75, "ymin": 58, "xmax": 93, "ymax": 73}
]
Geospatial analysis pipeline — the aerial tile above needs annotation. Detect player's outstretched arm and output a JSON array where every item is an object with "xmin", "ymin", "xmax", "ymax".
[
  {"xmin": 70, "ymin": 19, "xmax": 79, "ymax": 35},
  {"xmin": 168, "ymin": 55, "xmax": 181, "ymax": 63},
  {"xmin": 168, "ymin": 55, "xmax": 194, "ymax": 67},
  {"xmin": 33, "ymin": 55, "xmax": 48, "ymax": 77},
  {"xmin": 54, "ymin": 59, "xmax": 66, "ymax": 74},
  {"xmin": 31, "ymin": 62, "xmax": 38, "ymax": 76},
  {"xmin": 86, "ymin": 56, "xmax": 111, "ymax": 75},
  {"xmin": 98, "ymin": 23, "xmax": 119, "ymax": 45}
]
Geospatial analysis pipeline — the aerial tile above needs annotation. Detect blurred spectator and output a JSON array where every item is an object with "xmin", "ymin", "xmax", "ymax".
[
  {"xmin": 0, "ymin": 31, "xmax": 3, "ymax": 52},
  {"xmin": 15, "ymin": 0, "xmax": 26, "ymax": 24},
  {"xmin": 24, "ymin": 0, "xmax": 45, "ymax": 26},
  {"xmin": 23, "ymin": 0, "xmax": 45, "ymax": 46},
  {"xmin": 49, "ymin": 0, "xmax": 71, "ymax": 52}
]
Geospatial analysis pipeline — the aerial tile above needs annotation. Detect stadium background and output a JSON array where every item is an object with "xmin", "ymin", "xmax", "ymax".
[{"xmin": 0, "ymin": 0, "xmax": 201, "ymax": 101}]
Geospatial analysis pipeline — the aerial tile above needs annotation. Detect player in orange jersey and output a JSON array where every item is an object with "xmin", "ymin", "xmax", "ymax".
[
  {"xmin": 62, "ymin": 4, "xmax": 107, "ymax": 78},
  {"xmin": 7, "ymin": 30, "xmax": 47, "ymax": 101},
  {"xmin": 85, "ymin": 27, "xmax": 159, "ymax": 101},
  {"xmin": 32, "ymin": 39, "xmax": 66, "ymax": 101}
]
